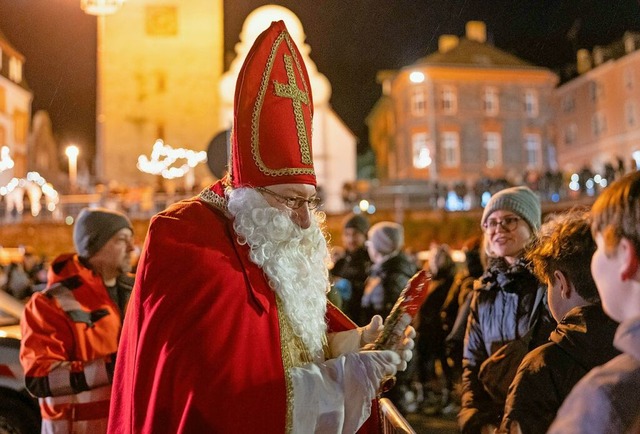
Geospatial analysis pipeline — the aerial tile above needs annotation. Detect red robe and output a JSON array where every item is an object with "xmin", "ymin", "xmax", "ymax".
[{"xmin": 108, "ymin": 193, "xmax": 381, "ymax": 433}]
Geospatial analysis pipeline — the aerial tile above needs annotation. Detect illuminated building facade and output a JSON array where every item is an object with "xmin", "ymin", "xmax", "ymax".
[
  {"xmin": 0, "ymin": 30, "xmax": 31, "ymax": 185},
  {"xmin": 367, "ymin": 22, "xmax": 558, "ymax": 189},
  {"xmin": 554, "ymin": 32, "xmax": 640, "ymax": 176}
]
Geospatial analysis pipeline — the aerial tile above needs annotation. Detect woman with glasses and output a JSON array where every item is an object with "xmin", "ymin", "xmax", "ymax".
[{"xmin": 457, "ymin": 186, "xmax": 556, "ymax": 434}]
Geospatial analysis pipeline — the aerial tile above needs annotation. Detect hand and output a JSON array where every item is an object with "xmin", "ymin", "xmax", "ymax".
[
  {"xmin": 356, "ymin": 350, "xmax": 401, "ymax": 391},
  {"xmin": 359, "ymin": 315, "xmax": 383, "ymax": 347},
  {"xmin": 392, "ymin": 313, "xmax": 416, "ymax": 371}
]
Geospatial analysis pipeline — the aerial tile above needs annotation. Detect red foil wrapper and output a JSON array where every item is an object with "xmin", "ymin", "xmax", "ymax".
[{"xmin": 373, "ymin": 269, "xmax": 431, "ymax": 350}]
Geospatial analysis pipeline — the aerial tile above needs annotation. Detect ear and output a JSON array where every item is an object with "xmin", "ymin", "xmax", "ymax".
[
  {"xmin": 553, "ymin": 269, "xmax": 573, "ymax": 299},
  {"xmin": 620, "ymin": 238, "xmax": 640, "ymax": 281}
]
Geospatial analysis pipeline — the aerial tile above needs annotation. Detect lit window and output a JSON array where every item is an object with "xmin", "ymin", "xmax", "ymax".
[
  {"xmin": 524, "ymin": 134, "xmax": 541, "ymax": 167},
  {"xmin": 412, "ymin": 133, "xmax": 431, "ymax": 169},
  {"xmin": 483, "ymin": 87, "xmax": 499, "ymax": 116},
  {"xmin": 8, "ymin": 57, "xmax": 22, "ymax": 83},
  {"xmin": 441, "ymin": 86, "xmax": 457, "ymax": 114},
  {"xmin": 411, "ymin": 88, "xmax": 426, "ymax": 116},
  {"xmin": 441, "ymin": 132, "xmax": 459, "ymax": 167},
  {"xmin": 483, "ymin": 132, "xmax": 502, "ymax": 167},
  {"xmin": 524, "ymin": 90, "xmax": 538, "ymax": 117}
]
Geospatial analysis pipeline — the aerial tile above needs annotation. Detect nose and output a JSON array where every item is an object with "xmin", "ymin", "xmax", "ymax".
[{"xmin": 293, "ymin": 205, "xmax": 311, "ymax": 229}]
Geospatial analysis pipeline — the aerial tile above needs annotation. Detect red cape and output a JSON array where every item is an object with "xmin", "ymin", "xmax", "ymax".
[{"xmin": 108, "ymin": 197, "xmax": 381, "ymax": 433}]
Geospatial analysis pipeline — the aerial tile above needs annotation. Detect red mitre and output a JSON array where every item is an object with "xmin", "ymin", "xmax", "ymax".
[{"xmin": 230, "ymin": 20, "xmax": 316, "ymax": 188}]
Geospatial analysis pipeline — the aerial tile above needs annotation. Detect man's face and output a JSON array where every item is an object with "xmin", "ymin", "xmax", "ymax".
[
  {"xmin": 90, "ymin": 228, "xmax": 134, "ymax": 277},
  {"xmin": 258, "ymin": 183, "xmax": 318, "ymax": 229},
  {"xmin": 342, "ymin": 227, "xmax": 366, "ymax": 252}
]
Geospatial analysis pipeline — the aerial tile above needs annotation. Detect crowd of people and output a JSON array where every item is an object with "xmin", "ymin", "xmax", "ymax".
[{"xmin": 2, "ymin": 20, "xmax": 639, "ymax": 434}]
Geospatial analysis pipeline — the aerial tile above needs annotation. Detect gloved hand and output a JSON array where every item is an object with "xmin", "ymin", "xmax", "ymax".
[
  {"xmin": 359, "ymin": 315, "xmax": 383, "ymax": 347},
  {"xmin": 392, "ymin": 313, "xmax": 416, "ymax": 372},
  {"xmin": 356, "ymin": 349, "xmax": 401, "ymax": 392}
]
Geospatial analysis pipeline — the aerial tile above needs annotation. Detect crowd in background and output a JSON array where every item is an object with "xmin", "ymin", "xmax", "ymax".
[{"xmin": 3, "ymin": 170, "xmax": 640, "ymax": 433}]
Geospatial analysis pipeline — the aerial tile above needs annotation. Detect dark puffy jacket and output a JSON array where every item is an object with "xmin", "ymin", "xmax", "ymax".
[
  {"xmin": 458, "ymin": 258, "xmax": 556, "ymax": 433},
  {"xmin": 332, "ymin": 246, "xmax": 371, "ymax": 325},
  {"xmin": 361, "ymin": 252, "xmax": 417, "ymax": 321},
  {"xmin": 500, "ymin": 304, "xmax": 620, "ymax": 434}
]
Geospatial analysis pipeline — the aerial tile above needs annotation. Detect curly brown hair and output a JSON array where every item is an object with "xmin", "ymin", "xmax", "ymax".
[{"xmin": 526, "ymin": 209, "xmax": 600, "ymax": 303}]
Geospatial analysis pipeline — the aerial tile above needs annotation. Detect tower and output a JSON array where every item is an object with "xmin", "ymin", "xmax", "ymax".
[{"xmin": 96, "ymin": 0, "xmax": 224, "ymax": 187}]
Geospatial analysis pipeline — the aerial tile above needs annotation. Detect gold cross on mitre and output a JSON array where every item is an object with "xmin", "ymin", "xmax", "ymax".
[{"xmin": 273, "ymin": 54, "xmax": 312, "ymax": 165}]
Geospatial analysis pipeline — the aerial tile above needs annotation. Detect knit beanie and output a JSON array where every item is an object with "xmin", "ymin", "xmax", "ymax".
[
  {"xmin": 343, "ymin": 213, "xmax": 370, "ymax": 236},
  {"xmin": 368, "ymin": 222, "xmax": 404, "ymax": 255},
  {"xmin": 481, "ymin": 186, "xmax": 541, "ymax": 231},
  {"xmin": 73, "ymin": 208, "xmax": 133, "ymax": 259}
]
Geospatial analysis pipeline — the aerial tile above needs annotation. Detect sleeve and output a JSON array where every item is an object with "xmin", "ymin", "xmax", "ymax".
[
  {"xmin": 500, "ymin": 347, "xmax": 560, "ymax": 434},
  {"xmin": 458, "ymin": 290, "xmax": 501, "ymax": 433},
  {"xmin": 289, "ymin": 351, "xmax": 394, "ymax": 434},
  {"xmin": 19, "ymin": 293, "xmax": 114, "ymax": 397}
]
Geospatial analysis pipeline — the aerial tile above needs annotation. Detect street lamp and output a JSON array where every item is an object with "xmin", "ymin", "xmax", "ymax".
[
  {"xmin": 65, "ymin": 145, "xmax": 79, "ymax": 192},
  {"xmin": 81, "ymin": 0, "xmax": 125, "ymax": 15}
]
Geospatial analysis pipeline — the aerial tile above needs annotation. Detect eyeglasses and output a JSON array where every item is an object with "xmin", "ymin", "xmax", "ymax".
[
  {"xmin": 256, "ymin": 187, "xmax": 321, "ymax": 210},
  {"xmin": 483, "ymin": 216, "xmax": 521, "ymax": 233}
]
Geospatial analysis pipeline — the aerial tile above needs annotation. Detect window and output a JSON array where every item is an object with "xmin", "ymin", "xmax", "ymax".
[
  {"xmin": 441, "ymin": 132, "xmax": 459, "ymax": 167},
  {"xmin": 624, "ymin": 68, "xmax": 635, "ymax": 91},
  {"xmin": 483, "ymin": 87, "xmax": 499, "ymax": 116},
  {"xmin": 524, "ymin": 134, "xmax": 541, "ymax": 167},
  {"xmin": 564, "ymin": 123, "xmax": 577, "ymax": 145},
  {"xmin": 441, "ymin": 86, "xmax": 457, "ymax": 114},
  {"xmin": 589, "ymin": 81, "xmax": 603, "ymax": 103},
  {"xmin": 13, "ymin": 111, "xmax": 28, "ymax": 143},
  {"xmin": 410, "ymin": 88, "xmax": 426, "ymax": 117},
  {"xmin": 412, "ymin": 133, "xmax": 431, "ymax": 169},
  {"xmin": 562, "ymin": 94, "xmax": 575, "ymax": 113},
  {"xmin": 483, "ymin": 132, "xmax": 502, "ymax": 168},
  {"xmin": 626, "ymin": 101, "xmax": 637, "ymax": 127},
  {"xmin": 592, "ymin": 112, "xmax": 607, "ymax": 137},
  {"xmin": 524, "ymin": 90, "xmax": 538, "ymax": 117},
  {"xmin": 8, "ymin": 57, "xmax": 22, "ymax": 83}
]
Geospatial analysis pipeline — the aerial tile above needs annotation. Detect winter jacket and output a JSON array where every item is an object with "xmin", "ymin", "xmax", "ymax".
[
  {"xmin": 361, "ymin": 252, "xmax": 417, "ymax": 322},
  {"xmin": 548, "ymin": 315, "xmax": 640, "ymax": 434},
  {"xmin": 500, "ymin": 304, "xmax": 620, "ymax": 434},
  {"xmin": 19, "ymin": 253, "xmax": 133, "ymax": 434},
  {"xmin": 458, "ymin": 258, "xmax": 556, "ymax": 434},
  {"xmin": 332, "ymin": 246, "xmax": 371, "ymax": 325}
]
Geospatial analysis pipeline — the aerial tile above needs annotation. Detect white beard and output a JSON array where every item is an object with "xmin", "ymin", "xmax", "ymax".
[{"xmin": 227, "ymin": 187, "xmax": 330, "ymax": 357}]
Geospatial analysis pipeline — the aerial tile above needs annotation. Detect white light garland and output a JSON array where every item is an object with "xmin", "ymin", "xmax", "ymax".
[
  {"xmin": 0, "ymin": 146, "xmax": 15, "ymax": 172},
  {"xmin": 137, "ymin": 139, "xmax": 208, "ymax": 180}
]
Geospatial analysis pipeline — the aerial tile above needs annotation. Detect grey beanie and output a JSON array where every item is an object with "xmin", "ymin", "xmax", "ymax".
[
  {"xmin": 481, "ymin": 186, "xmax": 541, "ymax": 231},
  {"xmin": 73, "ymin": 208, "xmax": 133, "ymax": 258},
  {"xmin": 368, "ymin": 222, "xmax": 404, "ymax": 255},
  {"xmin": 343, "ymin": 213, "xmax": 370, "ymax": 235}
]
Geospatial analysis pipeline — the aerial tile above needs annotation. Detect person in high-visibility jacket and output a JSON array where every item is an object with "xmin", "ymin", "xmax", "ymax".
[{"xmin": 20, "ymin": 208, "xmax": 135, "ymax": 434}]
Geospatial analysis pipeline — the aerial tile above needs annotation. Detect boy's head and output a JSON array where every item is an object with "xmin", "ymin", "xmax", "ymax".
[
  {"xmin": 591, "ymin": 171, "xmax": 640, "ymax": 256},
  {"xmin": 527, "ymin": 209, "xmax": 599, "ymax": 321},
  {"xmin": 590, "ymin": 171, "xmax": 640, "ymax": 323}
]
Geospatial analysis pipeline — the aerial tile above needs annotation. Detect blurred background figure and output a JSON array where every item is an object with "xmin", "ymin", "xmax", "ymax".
[
  {"xmin": 417, "ymin": 244, "xmax": 458, "ymax": 416},
  {"xmin": 362, "ymin": 221, "xmax": 419, "ymax": 414},
  {"xmin": 331, "ymin": 213, "xmax": 371, "ymax": 325}
]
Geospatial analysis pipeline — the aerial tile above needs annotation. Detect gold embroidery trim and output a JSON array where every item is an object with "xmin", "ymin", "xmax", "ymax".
[
  {"xmin": 251, "ymin": 30, "xmax": 315, "ymax": 177},
  {"xmin": 198, "ymin": 188, "xmax": 228, "ymax": 214}
]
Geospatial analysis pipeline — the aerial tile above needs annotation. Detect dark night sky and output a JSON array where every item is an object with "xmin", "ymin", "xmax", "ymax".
[{"xmin": 1, "ymin": 0, "xmax": 640, "ymax": 156}]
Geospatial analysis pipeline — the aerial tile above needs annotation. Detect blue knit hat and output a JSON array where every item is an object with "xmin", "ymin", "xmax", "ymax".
[{"xmin": 481, "ymin": 186, "xmax": 541, "ymax": 231}]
